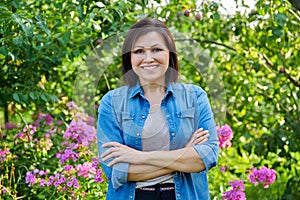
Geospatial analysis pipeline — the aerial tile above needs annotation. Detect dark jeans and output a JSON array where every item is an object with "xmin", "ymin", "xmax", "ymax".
[{"xmin": 135, "ymin": 183, "xmax": 176, "ymax": 200}]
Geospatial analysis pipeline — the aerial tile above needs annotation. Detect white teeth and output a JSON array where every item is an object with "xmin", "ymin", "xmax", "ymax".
[{"xmin": 141, "ymin": 65, "xmax": 159, "ymax": 70}]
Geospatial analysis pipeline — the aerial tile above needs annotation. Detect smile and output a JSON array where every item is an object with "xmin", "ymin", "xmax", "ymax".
[{"xmin": 140, "ymin": 65, "xmax": 160, "ymax": 70}]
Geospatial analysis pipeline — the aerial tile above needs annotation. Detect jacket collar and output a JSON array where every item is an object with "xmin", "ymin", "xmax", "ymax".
[{"xmin": 129, "ymin": 82, "xmax": 176, "ymax": 99}]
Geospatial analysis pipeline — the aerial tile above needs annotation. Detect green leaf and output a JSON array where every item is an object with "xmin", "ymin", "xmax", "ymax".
[
  {"xmin": 13, "ymin": 93, "xmax": 21, "ymax": 103},
  {"xmin": 274, "ymin": 13, "xmax": 287, "ymax": 27},
  {"xmin": 36, "ymin": 20, "xmax": 51, "ymax": 35},
  {"xmin": 40, "ymin": 93, "xmax": 48, "ymax": 102},
  {"xmin": 46, "ymin": 94, "xmax": 59, "ymax": 102},
  {"xmin": 12, "ymin": 36, "xmax": 23, "ymax": 46},
  {"xmin": 20, "ymin": 93, "xmax": 29, "ymax": 104},
  {"xmin": 29, "ymin": 92, "xmax": 38, "ymax": 100}
]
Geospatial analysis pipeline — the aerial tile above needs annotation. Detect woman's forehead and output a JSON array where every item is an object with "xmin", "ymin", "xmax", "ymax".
[{"xmin": 132, "ymin": 31, "xmax": 166, "ymax": 48}]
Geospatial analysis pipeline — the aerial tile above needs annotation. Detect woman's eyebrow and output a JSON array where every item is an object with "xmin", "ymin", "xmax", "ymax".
[{"xmin": 132, "ymin": 43, "xmax": 164, "ymax": 49}]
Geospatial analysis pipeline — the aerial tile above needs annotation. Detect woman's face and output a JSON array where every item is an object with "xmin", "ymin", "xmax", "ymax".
[{"xmin": 130, "ymin": 31, "xmax": 169, "ymax": 86}]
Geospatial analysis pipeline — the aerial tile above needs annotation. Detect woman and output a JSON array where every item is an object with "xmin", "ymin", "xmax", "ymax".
[{"xmin": 97, "ymin": 18, "xmax": 218, "ymax": 200}]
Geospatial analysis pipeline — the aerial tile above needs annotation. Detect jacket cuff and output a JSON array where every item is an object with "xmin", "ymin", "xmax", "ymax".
[
  {"xmin": 111, "ymin": 162, "xmax": 130, "ymax": 189},
  {"xmin": 192, "ymin": 144, "xmax": 218, "ymax": 173}
]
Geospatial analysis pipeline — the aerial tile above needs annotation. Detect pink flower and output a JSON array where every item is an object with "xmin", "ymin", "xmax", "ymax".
[
  {"xmin": 66, "ymin": 101, "xmax": 79, "ymax": 111},
  {"xmin": 0, "ymin": 148, "xmax": 11, "ymax": 162},
  {"xmin": 221, "ymin": 166, "xmax": 227, "ymax": 172},
  {"xmin": 217, "ymin": 124, "xmax": 233, "ymax": 149},
  {"xmin": 76, "ymin": 162, "xmax": 96, "ymax": 178},
  {"xmin": 248, "ymin": 166, "xmax": 276, "ymax": 188}
]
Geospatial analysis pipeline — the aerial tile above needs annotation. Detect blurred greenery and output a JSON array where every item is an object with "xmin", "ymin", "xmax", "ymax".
[{"xmin": 0, "ymin": 0, "xmax": 299, "ymax": 199}]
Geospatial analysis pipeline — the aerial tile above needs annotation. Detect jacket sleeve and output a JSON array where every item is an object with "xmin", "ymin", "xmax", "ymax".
[
  {"xmin": 97, "ymin": 91, "xmax": 130, "ymax": 189},
  {"xmin": 192, "ymin": 86, "xmax": 219, "ymax": 172}
]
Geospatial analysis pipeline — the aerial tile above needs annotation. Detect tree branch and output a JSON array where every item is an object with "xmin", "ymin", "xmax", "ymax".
[
  {"xmin": 261, "ymin": 53, "xmax": 300, "ymax": 88},
  {"xmin": 288, "ymin": 0, "xmax": 300, "ymax": 11},
  {"xmin": 175, "ymin": 38, "xmax": 237, "ymax": 51}
]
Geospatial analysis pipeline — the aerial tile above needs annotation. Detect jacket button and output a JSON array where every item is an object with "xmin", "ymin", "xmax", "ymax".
[
  {"xmin": 136, "ymin": 133, "xmax": 140, "ymax": 136},
  {"xmin": 141, "ymin": 115, "xmax": 146, "ymax": 119},
  {"xmin": 171, "ymin": 133, "xmax": 175, "ymax": 137}
]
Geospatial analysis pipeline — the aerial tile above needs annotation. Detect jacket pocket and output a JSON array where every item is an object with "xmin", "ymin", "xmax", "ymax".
[
  {"xmin": 118, "ymin": 112, "xmax": 138, "ymax": 145},
  {"xmin": 177, "ymin": 107, "xmax": 195, "ymax": 144}
]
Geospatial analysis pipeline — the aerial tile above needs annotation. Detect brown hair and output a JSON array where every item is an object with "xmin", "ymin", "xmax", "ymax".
[{"xmin": 122, "ymin": 18, "xmax": 179, "ymax": 86}]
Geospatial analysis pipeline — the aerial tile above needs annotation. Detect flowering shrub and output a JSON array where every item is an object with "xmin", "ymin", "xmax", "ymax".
[
  {"xmin": 0, "ymin": 101, "xmax": 107, "ymax": 199},
  {"xmin": 222, "ymin": 179, "xmax": 246, "ymax": 200},
  {"xmin": 217, "ymin": 124, "xmax": 277, "ymax": 200}
]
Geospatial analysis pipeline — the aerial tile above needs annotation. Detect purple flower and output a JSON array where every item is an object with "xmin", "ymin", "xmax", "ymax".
[
  {"xmin": 5, "ymin": 122, "xmax": 17, "ymax": 130},
  {"xmin": 25, "ymin": 171, "xmax": 36, "ymax": 187},
  {"xmin": 94, "ymin": 169, "xmax": 103, "ymax": 183},
  {"xmin": 91, "ymin": 157, "xmax": 99, "ymax": 167},
  {"xmin": 248, "ymin": 166, "xmax": 276, "ymax": 188},
  {"xmin": 34, "ymin": 169, "xmax": 39, "ymax": 174},
  {"xmin": 222, "ymin": 179, "xmax": 246, "ymax": 200},
  {"xmin": 53, "ymin": 181, "xmax": 60, "ymax": 187},
  {"xmin": 40, "ymin": 179, "xmax": 46, "ymax": 188},
  {"xmin": 63, "ymin": 165, "xmax": 73, "ymax": 171},
  {"xmin": 67, "ymin": 181, "xmax": 73, "ymax": 187}
]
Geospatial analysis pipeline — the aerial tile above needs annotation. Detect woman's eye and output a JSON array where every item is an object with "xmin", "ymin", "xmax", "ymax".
[
  {"xmin": 153, "ymin": 48, "xmax": 162, "ymax": 52},
  {"xmin": 132, "ymin": 49, "xmax": 143, "ymax": 54}
]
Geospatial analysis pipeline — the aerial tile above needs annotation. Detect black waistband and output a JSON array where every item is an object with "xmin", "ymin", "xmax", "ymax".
[{"xmin": 137, "ymin": 183, "xmax": 175, "ymax": 192}]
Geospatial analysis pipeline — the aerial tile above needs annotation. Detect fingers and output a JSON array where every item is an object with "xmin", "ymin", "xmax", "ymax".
[
  {"xmin": 101, "ymin": 147, "xmax": 119, "ymax": 161},
  {"xmin": 190, "ymin": 128, "xmax": 210, "ymax": 146},
  {"xmin": 102, "ymin": 142, "xmax": 121, "ymax": 148}
]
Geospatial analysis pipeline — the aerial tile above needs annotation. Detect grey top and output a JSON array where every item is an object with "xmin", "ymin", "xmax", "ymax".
[{"xmin": 136, "ymin": 108, "xmax": 174, "ymax": 188}]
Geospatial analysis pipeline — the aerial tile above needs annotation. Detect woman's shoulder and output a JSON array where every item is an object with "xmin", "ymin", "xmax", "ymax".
[{"xmin": 102, "ymin": 85, "xmax": 131, "ymax": 98}]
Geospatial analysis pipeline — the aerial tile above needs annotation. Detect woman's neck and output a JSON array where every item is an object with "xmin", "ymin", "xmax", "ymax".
[
  {"xmin": 141, "ymin": 82, "xmax": 166, "ymax": 112},
  {"xmin": 142, "ymin": 83, "xmax": 166, "ymax": 95}
]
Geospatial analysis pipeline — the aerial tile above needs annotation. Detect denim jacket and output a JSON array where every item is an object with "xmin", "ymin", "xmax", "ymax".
[{"xmin": 97, "ymin": 82, "xmax": 218, "ymax": 200}]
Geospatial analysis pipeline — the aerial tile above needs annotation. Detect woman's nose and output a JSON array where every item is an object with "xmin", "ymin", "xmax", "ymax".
[{"xmin": 143, "ymin": 51, "xmax": 153, "ymax": 63}]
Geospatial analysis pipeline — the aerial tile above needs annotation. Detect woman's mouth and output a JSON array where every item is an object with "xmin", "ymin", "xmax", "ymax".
[{"xmin": 140, "ymin": 65, "xmax": 160, "ymax": 70}]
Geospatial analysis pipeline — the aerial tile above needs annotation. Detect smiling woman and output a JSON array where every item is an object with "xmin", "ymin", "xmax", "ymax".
[
  {"xmin": 97, "ymin": 18, "xmax": 218, "ymax": 200},
  {"xmin": 130, "ymin": 31, "xmax": 169, "ymax": 89}
]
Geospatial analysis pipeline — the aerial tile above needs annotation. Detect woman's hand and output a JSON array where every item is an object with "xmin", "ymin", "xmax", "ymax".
[
  {"xmin": 101, "ymin": 142, "xmax": 144, "ymax": 167},
  {"xmin": 185, "ymin": 128, "xmax": 209, "ymax": 147}
]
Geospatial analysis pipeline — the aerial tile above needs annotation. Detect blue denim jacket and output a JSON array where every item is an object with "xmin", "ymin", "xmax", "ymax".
[{"xmin": 97, "ymin": 82, "xmax": 218, "ymax": 200}]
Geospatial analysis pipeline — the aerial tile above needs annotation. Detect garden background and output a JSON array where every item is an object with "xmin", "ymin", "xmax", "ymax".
[{"xmin": 0, "ymin": 0, "xmax": 299, "ymax": 199}]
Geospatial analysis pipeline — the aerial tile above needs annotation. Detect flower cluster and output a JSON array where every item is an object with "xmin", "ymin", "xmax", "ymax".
[
  {"xmin": 0, "ymin": 148, "xmax": 11, "ymax": 163},
  {"xmin": 222, "ymin": 179, "xmax": 246, "ymax": 200},
  {"xmin": 25, "ymin": 158, "xmax": 103, "ymax": 197},
  {"xmin": 248, "ymin": 166, "xmax": 276, "ymax": 188},
  {"xmin": 217, "ymin": 124, "xmax": 233, "ymax": 149},
  {"xmin": 63, "ymin": 119, "xmax": 96, "ymax": 147},
  {"xmin": 5, "ymin": 122, "xmax": 19, "ymax": 130}
]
